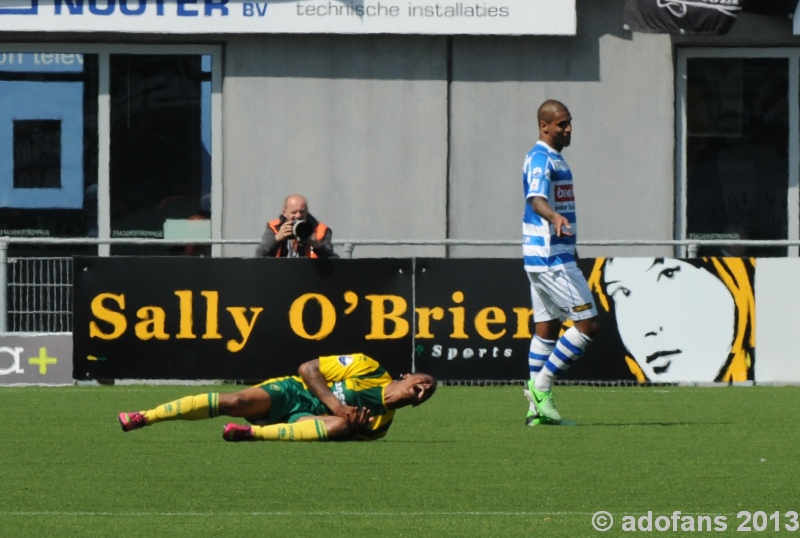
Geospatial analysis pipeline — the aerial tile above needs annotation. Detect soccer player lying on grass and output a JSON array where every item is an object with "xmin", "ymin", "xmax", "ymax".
[{"xmin": 118, "ymin": 353, "xmax": 437, "ymax": 442}]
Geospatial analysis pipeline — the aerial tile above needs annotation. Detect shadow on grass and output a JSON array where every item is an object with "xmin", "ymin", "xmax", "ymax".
[
  {"xmin": 382, "ymin": 440, "xmax": 458, "ymax": 443},
  {"xmin": 575, "ymin": 421, "xmax": 731, "ymax": 427}
]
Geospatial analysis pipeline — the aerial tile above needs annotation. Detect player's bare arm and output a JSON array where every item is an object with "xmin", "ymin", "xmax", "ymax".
[
  {"xmin": 298, "ymin": 359, "xmax": 360, "ymax": 422},
  {"xmin": 531, "ymin": 196, "xmax": 572, "ymax": 237},
  {"xmin": 295, "ymin": 360, "xmax": 374, "ymax": 440}
]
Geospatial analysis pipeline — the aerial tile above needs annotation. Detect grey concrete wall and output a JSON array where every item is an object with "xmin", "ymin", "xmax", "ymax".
[
  {"xmin": 221, "ymin": 34, "xmax": 448, "ymax": 259},
  {"xmin": 218, "ymin": 0, "xmax": 795, "ymax": 260},
  {"xmin": 448, "ymin": 0, "xmax": 674, "ymax": 258}
]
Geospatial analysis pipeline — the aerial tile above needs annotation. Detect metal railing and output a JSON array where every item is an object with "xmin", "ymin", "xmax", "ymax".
[
  {"xmin": 6, "ymin": 257, "xmax": 73, "ymax": 332},
  {"xmin": 1, "ymin": 236, "xmax": 798, "ymax": 333}
]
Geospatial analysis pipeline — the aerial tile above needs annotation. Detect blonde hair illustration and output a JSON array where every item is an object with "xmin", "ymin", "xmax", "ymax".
[{"xmin": 588, "ymin": 257, "xmax": 754, "ymax": 383}]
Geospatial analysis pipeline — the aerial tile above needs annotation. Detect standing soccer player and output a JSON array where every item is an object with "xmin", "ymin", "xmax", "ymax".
[{"xmin": 521, "ymin": 99, "xmax": 600, "ymax": 426}]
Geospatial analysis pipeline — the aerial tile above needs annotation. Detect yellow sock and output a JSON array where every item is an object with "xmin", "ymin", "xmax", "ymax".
[
  {"xmin": 251, "ymin": 419, "xmax": 328, "ymax": 442},
  {"xmin": 142, "ymin": 393, "xmax": 219, "ymax": 424}
]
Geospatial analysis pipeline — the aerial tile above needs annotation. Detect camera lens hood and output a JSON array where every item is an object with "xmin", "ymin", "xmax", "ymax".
[{"xmin": 292, "ymin": 220, "xmax": 313, "ymax": 240}]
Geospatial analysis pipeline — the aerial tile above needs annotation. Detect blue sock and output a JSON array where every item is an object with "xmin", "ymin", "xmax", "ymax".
[
  {"xmin": 529, "ymin": 335, "xmax": 556, "ymax": 380},
  {"xmin": 534, "ymin": 327, "xmax": 592, "ymax": 392}
]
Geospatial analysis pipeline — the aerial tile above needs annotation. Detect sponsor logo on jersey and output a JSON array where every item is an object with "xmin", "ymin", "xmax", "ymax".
[
  {"xmin": 269, "ymin": 383, "xmax": 282, "ymax": 392},
  {"xmin": 572, "ymin": 303, "xmax": 593, "ymax": 313},
  {"xmin": 555, "ymin": 184, "xmax": 574, "ymax": 202},
  {"xmin": 338, "ymin": 355, "xmax": 353, "ymax": 366},
  {"xmin": 529, "ymin": 166, "xmax": 544, "ymax": 192},
  {"xmin": 332, "ymin": 381, "xmax": 346, "ymax": 404}
]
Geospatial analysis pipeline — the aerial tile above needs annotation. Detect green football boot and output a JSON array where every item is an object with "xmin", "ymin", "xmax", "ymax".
[{"xmin": 526, "ymin": 380, "xmax": 562, "ymax": 423}]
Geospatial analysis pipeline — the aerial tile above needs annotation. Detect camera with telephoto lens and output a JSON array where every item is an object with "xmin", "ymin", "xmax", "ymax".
[{"xmin": 291, "ymin": 219, "xmax": 313, "ymax": 241}]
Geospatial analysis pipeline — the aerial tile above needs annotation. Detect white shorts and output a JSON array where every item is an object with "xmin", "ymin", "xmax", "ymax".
[{"xmin": 527, "ymin": 265, "xmax": 598, "ymax": 323}]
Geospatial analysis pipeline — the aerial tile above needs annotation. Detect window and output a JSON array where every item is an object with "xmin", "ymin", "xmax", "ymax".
[
  {"xmin": 0, "ymin": 45, "xmax": 220, "ymax": 257},
  {"xmin": 677, "ymin": 49, "xmax": 797, "ymax": 257},
  {"xmin": 0, "ymin": 52, "xmax": 97, "ymax": 255},
  {"xmin": 109, "ymin": 54, "xmax": 213, "ymax": 256},
  {"xmin": 14, "ymin": 119, "xmax": 62, "ymax": 189}
]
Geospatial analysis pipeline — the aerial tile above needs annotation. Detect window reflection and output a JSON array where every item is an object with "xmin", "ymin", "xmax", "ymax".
[
  {"xmin": 0, "ymin": 52, "xmax": 98, "ymax": 256},
  {"xmin": 686, "ymin": 58, "xmax": 788, "ymax": 257},
  {"xmin": 14, "ymin": 119, "xmax": 62, "ymax": 189},
  {"xmin": 109, "ymin": 54, "xmax": 212, "ymax": 256},
  {"xmin": 0, "ymin": 52, "xmax": 212, "ymax": 257}
]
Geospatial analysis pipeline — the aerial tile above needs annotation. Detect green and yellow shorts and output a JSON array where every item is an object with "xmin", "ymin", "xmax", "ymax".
[{"xmin": 252, "ymin": 376, "xmax": 326, "ymax": 425}]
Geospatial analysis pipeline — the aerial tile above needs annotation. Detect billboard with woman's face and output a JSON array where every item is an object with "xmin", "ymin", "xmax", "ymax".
[
  {"xmin": 72, "ymin": 256, "xmax": 756, "ymax": 384},
  {"xmin": 585, "ymin": 257, "xmax": 755, "ymax": 384}
]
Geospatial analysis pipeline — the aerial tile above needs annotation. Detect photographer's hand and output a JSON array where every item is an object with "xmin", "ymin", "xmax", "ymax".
[{"xmin": 275, "ymin": 221, "xmax": 295, "ymax": 242}]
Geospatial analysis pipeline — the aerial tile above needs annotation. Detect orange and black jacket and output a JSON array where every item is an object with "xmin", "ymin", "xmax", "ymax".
[{"xmin": 255, "ymin": 213, "xmax": 338, "ymax": 258}]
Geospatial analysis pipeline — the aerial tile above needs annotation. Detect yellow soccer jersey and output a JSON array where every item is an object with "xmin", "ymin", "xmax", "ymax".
[{"xmin": 314, "ymin": 353, "xmax": 396, "ymax": 441}]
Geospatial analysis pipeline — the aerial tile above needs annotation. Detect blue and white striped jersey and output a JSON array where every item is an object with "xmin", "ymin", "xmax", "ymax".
[{"xmin": 521, "ymin": 141, "xmax": 577, "ymax": 272}]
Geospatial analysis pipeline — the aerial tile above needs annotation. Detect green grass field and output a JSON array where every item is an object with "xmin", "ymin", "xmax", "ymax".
[{"xmin": 1, "ymin": 384, "xmax": 798, "ymax": 537}]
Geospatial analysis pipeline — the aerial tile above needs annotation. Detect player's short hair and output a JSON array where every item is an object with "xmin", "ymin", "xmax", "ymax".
[{"xmin": 537, "ymin": 99, "xmax": 568, "ymax": 123}]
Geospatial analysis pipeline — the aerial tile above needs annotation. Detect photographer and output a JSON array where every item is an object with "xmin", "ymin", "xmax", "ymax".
[{"xmin": 255, "ymin": 194, "xmax": 338, "ymax": 258}]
